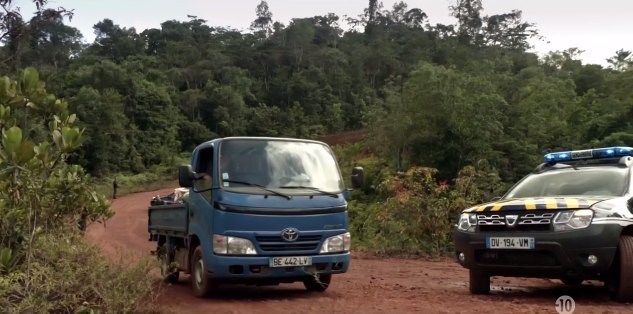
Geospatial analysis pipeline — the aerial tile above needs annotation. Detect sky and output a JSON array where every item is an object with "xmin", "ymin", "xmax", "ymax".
[{"xmin": 19, "ymin": 0, "xmax": 633, "ymax": 66}]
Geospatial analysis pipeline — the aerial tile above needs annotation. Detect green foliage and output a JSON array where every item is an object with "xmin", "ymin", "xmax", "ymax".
[
  {"xmin": 366, "ymin": 63, "xmax": 507, "ymax": 178},
  {"xmin": 0, "ymin": 68, "xmax": 154, "ymax": 312},
  {"xmin": 0, "ymin": 68, "xmax": 113, "ymax": 253},
  {"xmin": 0, "ymin": 247, "xmax": 17, "ymax": 274},
  {"xmin": 93, "ymin": 154, "xmax": 189, "ymax": 198},
  {"xmin": 0, "ymin": 0, "xmax": 628, "ymax": 186},
  {"xmin": 3, "ymin": 0, "xmax": 633, "ymax": 260},
  {"xmin": 350, "ymin": 164, "xmax": 503, "ymax": 256},
  {"xmin": 0, "ymin": 233, "xmax": 158, "ymax": 313},
  {"xmin": 70, "ymin": 87, "xmax": 132, "ymax": 175},
  {"xmin": 332, "ymin": 142, "xmax": 391, "ymax": 196}
]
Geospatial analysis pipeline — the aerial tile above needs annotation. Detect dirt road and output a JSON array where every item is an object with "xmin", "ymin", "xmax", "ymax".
[{"xmin": 87, "ymin": 188, "xmax": 632, "ymax": 314}]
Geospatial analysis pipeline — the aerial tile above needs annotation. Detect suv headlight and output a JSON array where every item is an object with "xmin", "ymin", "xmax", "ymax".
[
  {"xmin": 457, "ymin": 213, "xmax": 477, "ymax": 232},
  {"xmin": 320, "ymin": 232, "xmax": 351, "ymax": 253},
  {"xmin": 213, "ymin": 235, "xmax": 257, "ymax": 255},
  {"xmin": 553, "ymin": 209, "xmax": 593, "ymax": 231}
]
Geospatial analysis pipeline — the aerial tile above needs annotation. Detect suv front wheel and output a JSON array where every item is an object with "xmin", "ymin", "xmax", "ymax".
[{"xmin": 613, "ymin": 235, "xmax": 633, "ymax": 302}]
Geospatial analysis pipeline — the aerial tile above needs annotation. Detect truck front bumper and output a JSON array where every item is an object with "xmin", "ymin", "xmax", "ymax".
[
  {"xmin": 453, "ymin": 223, "xmax": 622, "ymax": 279},
  {"xmin": 206, "ymin": 252, "xmax": 350, "ymax": 283}
]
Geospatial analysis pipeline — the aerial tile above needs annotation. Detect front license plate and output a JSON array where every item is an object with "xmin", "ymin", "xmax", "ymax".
[
  {"xmin": 486, "ymin": 237, "xmax": 535, "ymax": 249},
  {"xmin": 269, "ymin": 256, "xmax": 312, "ymax": 267}
]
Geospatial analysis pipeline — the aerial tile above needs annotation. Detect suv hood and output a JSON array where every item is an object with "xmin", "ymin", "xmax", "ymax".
[{"xmin": 463, "ymin": 196, "xmax": 612, "ymax": 213}]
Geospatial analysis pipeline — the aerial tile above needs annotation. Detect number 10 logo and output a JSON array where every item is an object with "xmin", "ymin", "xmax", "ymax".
[{"xmin": 555, "ymin": 295, "xmax": 576, "ymax": 314}]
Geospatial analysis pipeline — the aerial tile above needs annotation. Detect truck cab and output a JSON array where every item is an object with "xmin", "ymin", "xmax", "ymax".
[
  {"xmin": 453, "ymin": 146, "xmax": 633, "ymax": 302},
  {"xmin": 148, "ymin": 136, "xmax": 363, "ymax": 297}
]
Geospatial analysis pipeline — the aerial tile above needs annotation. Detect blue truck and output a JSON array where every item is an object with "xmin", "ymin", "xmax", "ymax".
[{"xmin": 147, "ymin": 136, "xmax": 363, "ymax": 297}]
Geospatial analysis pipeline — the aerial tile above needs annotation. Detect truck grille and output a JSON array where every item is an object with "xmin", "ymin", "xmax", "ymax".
[
  {"xmin": 255, "ymin": 235, "xmax": 322, "ymax": 252},
  {"xmin": 477, "ymin": 212, "xmax": 554, "ymax": 232}
]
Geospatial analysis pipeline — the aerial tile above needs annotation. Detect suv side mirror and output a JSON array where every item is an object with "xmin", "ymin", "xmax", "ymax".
[
  {"xmin": 351, "ymin": 166, "xmax": 364, "ymax": 189},
  {"xmin": 179, "ymin": 165, "xmax": 194, "ymax": 188}
]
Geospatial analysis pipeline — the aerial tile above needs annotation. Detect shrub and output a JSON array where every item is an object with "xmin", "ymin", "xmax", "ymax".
[
  {"xmin": 0, "ymin": 68, "xmax": 158, "ymax": 312},
  {"xmin": 351, "ymin": 164, "xmax": 503, "ymax": 256},
  {"xmin": 0, "ymin": 232, "xmax": 159, "ymax": 313},
  {"xmin": 93, "ymin": 153, "xmax": 189, "ymax": 197}
]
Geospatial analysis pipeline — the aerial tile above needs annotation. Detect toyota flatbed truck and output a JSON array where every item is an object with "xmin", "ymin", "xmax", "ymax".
[{"xmin": 147, "ymin": 136, "xmax": 364, "ymax": 297}]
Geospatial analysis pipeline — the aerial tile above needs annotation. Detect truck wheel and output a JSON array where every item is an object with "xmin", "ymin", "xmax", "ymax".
[
  {"xmin": 469, "ymin": 269, "xmax": 490, "ymax": 294},
  {"xmin": 191, "ymin": 245, "xmax": 216, "ymax": 297},
  {"xmin": 303, "ymin": 273, "xmax": 331, "ymax": 292},
  {"xmin": 614, "ymin": 235, "xmax": 633, "ymax": 302},
  {"xmin": 158, "ymin": 245, "xmax": 179, "ymax": 284}
]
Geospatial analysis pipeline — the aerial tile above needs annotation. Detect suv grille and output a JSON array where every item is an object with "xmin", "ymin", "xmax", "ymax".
[{"xmin": 477, "ymin": 212, "xmax": 555, "ymax": 232}]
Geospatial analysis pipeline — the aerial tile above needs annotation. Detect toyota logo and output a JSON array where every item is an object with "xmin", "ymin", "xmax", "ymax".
[{"xmin": 281, "ymin": 228, "xmax": 300, "ymax": 242}]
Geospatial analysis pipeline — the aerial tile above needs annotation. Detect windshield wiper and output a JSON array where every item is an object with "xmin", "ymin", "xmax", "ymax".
[
  {"xmin": 278, "ymin": 185, "xmax": 339, "ymax": 198},
  {"xmin": 223, "ymin": 179, "xmax": 292, "ymax": 200}
]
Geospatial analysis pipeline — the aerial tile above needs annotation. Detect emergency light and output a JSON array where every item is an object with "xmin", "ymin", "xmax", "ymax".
[{"xmin": 544, "ymin": 147, "xmax": 633, "ymax": 164}]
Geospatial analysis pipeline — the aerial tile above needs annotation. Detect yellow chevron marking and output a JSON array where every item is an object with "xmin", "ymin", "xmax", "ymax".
[
  {"xmin": 565, "ymin": 198, "xmax": 579, "ymax": 209},
  {"xmin": 524, "ymin": 199, "xmax": 536, "ymax": 210},
  {"xmin": 491, "ymin": 204, "xmax": 504, "ymax": 211},
  {"xmin": 545, "ymin": 198, "xmax": 558, "ymax": 209},
  {"xmin": 476, "ymin": 205, "xmax": 488, "ymax": 212}
]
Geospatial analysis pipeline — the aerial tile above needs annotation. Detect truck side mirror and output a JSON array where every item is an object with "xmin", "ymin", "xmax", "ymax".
[
  {"xmin": 351, "ymin": 166, "xmax": 364, "ymax": 189},
  {"xmin": 179, "ymin": 165, "xmax": 194, "ymax": 188}
]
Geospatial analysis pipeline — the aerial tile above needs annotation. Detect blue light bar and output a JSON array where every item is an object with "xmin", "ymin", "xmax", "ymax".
[{"xmin": 544, "ymin": 147, "xmax": 633, "ymax": 164}]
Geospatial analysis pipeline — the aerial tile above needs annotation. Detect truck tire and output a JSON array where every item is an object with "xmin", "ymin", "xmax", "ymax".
[
  {"xmin": 158, "ymin": 244, "xmax": 179, "ymax": 284},
  {"xmin": 615, "ymin": 235, "xmax": 633, "ymax": 302},
  {"xmin": 191, "ymin": 245, "xmax": 216, "ymax": 297},
  {"xmin": 469, "ymin": 269, "xmax": 490, "ymax": 294},
  {"xmin": 303, "ymin": 273, "xmax": 331, "ymax": 292}
]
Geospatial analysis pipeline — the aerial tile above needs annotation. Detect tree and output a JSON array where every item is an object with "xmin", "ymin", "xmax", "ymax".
[
  {"xmin": 607, "ymin": 49, "xmax": 633, "ymax": 72},
  {"xmin": 483, "ymin": 10, "xmax": 538, "ymax": 50},
  {"xmin": 126, "ymin": 79, "xmax": 181, "ymax": 167},
  {"xmin": 251, "ymin": 0, "xmax": 273, "ymax": 38},
  {"xmin": 0, "ymin": 1, "xmax": 74, "ymax": 71},
  {"xmin": 450, "ymin": 0, "xmax": 483, "ymax": 45},
  {"xmin": 70, "ymin": 87, "xmax": 131, "ymax": 175},
  {"xmin": 89, "ymin": 19, "xmax": 144, "ymax": 62},
  {"xmin": 25, "ymin": 9, "xmax": 83, "ymax": 70},
  {"xmin": 0, "ymin": 67, "xmax": 112, "ymax": 255}
]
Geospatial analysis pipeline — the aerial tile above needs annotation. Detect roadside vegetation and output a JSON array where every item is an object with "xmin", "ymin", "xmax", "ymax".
[
  {"xmin": 2, "ymin": 0, "xmax": 633, "ymax": 310},
  {"xmin": 334, "ymin": 142, "xmax": 507, "ymax": 256},
  {"xmin": 0, "ymin": 68, "xmax": 158, "ymax": 313}
]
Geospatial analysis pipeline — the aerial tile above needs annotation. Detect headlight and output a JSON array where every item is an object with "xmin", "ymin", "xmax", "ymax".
[
  {"xmin": 457, "ymin": 213, "xmax": 477, "ymax": 232},
  {"xmin": 553, "ymin": 209, "xmax": 593, "ymax": 231},
  {"xmin": 320, "ymin": 232, "xmax": 351, "ymax": 253},
  {"xmin": 213, "ymin": 235, "xmax": 257, "ymax": 255}
]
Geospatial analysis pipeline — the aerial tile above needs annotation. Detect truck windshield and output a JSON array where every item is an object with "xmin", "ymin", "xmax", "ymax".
[
  {"xmin": 218, "ymin": 139, "xmax": 344, "ymax": 194},
  {"xmin": 505, "ymin": 167, "xmax": 628, "ymax": 198}
]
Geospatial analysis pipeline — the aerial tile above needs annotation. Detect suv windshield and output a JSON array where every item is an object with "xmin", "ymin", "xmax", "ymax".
[
  {"xmin": 218, "ymin": 139, "xmax": 344, "ymax": 194},
  {"xmin": 505, "ymin": 167, "xmax": 629, "ymax": 198}
]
